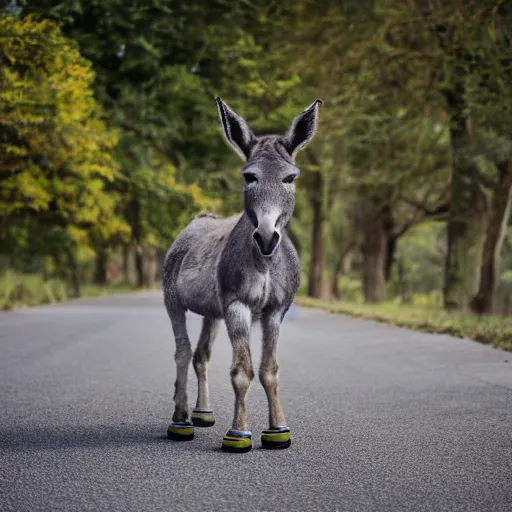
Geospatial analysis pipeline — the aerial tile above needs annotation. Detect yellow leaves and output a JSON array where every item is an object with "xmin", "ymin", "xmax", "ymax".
[
  {"xmin": 161, "ymin": 161, "xmax": 219, "ymax": 211},
  {"xmin": 186, "ymin": 183, "xmax": 205, "ymax": 204},
  {"xmin": 245, "ymin": 81, "xmax": 266, "ymax": 97},
  {"xmin": 108, "ymin": 218, "xmax": 131, "ymax": 243},
  {"xmin": 3, "ymin": 144, "xmax": 27, "ymax": 158},
  {"xmin": 164, "ymin": 163, "xmax": 219, "ymax": 211},
  {"xmin": 17, "ymin": 170, "xmax": 51, "ymax": 209},
  {"xmin": 67, "ymin": 225, "xmax": 89, "ymax": 246},
  {"xmin": 0, "ymin": 13, "xmax": 121, "ymax": 240},
  {"xmin": 146, "ymin": 232, "xmax": 158, "ymax": 247},
  {"xmin": 186, "ymin": 183, "xmax": 220, "ymax": 211}
]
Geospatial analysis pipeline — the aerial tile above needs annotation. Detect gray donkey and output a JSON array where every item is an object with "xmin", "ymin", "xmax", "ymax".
[{"xmin": 163, "ymin": 97, "xmax": 322, "ymax": 452}]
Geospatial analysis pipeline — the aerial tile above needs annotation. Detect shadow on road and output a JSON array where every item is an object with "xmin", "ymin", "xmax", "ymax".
[{"xmin": 0, "ymin": 424, "xmax": 174, "ymax": 452}]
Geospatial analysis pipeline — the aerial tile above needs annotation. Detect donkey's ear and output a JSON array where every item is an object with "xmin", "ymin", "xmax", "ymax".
[
  {"xmin": 283, "ymin": 99, "xmax": 323, "ymax": 159},
  {"xmin": 216, "ymin": 97, "xmax": 256, "ymax": 161}
]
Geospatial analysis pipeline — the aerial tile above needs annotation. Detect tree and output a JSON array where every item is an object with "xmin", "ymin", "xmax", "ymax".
[
  {"xmin": 286, "ymin": 0, "xmax": 511, "ymax": 308},
  {"xmin": 0, "ymin": 13, "xmax": 128, "ymax": 294},
  {"xmin": 18, "ymin": 0, "xmax": 244, "ymax": 285},
  {"xmin": 268, "ymin": 0, "xmax": 453, "ymax": 301},
  {"xmin": 467, "ymin": 4, "xmax": 512, "ymax": 313},
  {"xmin": 424, "ymin": 0, "xmax": 512, "ymax": 310}
]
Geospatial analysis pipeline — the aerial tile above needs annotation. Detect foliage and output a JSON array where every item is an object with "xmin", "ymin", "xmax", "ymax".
[
  {"xmin": 1, "ymin": 0, "xmax": 511, "ymax": 323},
  {"xmin": 0, "ymin": 270, "xmax": 67, "ymax": 309},
  {"xmin": 0, "ymin": 270, "xmax": 144, "ymax": 310},
  {"xmin": 124, "ymin": 148, "xmax": 220, "ymax": 249},
  {"xmin": 0, "ymin": 14, "xmax": 126, "ymax": 246},
  {"xmin": 390, "ymin": 222, "xmax": 446, "ymax": 296},
  {"xmin": 80, "ymin": 282, "xmax": 140, "ymax": 298}
]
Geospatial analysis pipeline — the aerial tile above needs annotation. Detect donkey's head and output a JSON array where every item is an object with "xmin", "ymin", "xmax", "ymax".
[{"xmin": 216, "ymin": 97, "xmax": 322, "ymax": 257}]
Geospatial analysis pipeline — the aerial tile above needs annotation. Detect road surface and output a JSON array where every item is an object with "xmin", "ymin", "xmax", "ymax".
[{"xmin": 0, "ymin": 292, "xmax": 511, "ymax": 512}]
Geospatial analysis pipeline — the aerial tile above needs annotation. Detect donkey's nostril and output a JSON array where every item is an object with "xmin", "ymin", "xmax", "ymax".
[
  {"xmin": 269, "ymin": 231, "xmax": 280, "ymax": 253},
  {"xmin": 252, "ymin": 229, "xmax": 280, "ymax": 256},
  {"xmin": 253, "ymin": 231, "xmax": 264, "ymax": 250}
]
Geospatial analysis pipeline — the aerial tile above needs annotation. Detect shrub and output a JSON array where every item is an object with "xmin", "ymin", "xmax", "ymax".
[{"xmin": 0, "ymin": 271, "xmax": 68, "ymax": 310}]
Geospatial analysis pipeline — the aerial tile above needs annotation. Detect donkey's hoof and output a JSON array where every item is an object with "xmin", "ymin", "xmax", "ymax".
[
  {"xmin": 191, "ymin": 409, "xmax": 215, "ymax": 427},
  {"xmin": 261, "ymin": 426, "xmax": 291, "ymax": 449},
  {"xmin": 222, "ymin": 429, "xmax": 252, "ymax": 453},
  {"xmin": 167, "ymin": 422, "xmax": 195, "ymax": 441}
]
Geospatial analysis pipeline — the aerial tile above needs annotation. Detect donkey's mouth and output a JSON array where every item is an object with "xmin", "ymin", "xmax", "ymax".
[{"xmin": 252, "ymin": 230, "xmax": 281, "ymax": 257}]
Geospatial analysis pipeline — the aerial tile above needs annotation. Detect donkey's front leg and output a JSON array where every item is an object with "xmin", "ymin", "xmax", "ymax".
[
  {"xmin": 222, "ymin": 301, "xmax": 254, "ymax": 453},
  {"xmin": 259, "ymin": 309, "xmax": 291, "ymax": 449}
]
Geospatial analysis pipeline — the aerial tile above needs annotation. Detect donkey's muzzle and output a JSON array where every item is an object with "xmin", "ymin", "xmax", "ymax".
[{"xmin": 252, "ymin": 226, "xmax": 281, "ymax": 257}]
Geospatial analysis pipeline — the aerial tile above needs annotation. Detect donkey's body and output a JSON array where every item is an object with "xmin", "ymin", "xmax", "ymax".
[
  {"xmin": 165, "ymin": 211, "xmax": 300, "ymax": 319},
  {"xmin": 163, "ymin": 98, "xmax": 321, "ymax": 451}
]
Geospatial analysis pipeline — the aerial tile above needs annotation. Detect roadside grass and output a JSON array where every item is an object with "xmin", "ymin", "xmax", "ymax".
[
  {"xmin": 1, "ymin": 271, "xmax": 68, "ymax": 310},
  {"xmin": 295, "ymin": 296, "xmax": 512, "ymax": 352},
  {"xmin": 0, "ymin": 271, "xmax": 141, "ymax": 310},
  {"xmin": 81, "ymin": 283, "xmax": 140, "ymax": 298},
  {"xmin": 4, "ymin": 270, "xmax": 511, "ymax": 352}
]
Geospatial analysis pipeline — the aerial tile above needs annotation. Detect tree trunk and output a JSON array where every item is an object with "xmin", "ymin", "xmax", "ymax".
[
  {"xmin": 122, "ymin": 244, "xmax": 130, "ymax": 284},
  {"xmin": 307, "ymin": 170, "xmax": 326, "ymax": 298},
  {"xmin": 66, "ymin": 248, "xmax": 81, "ymax": 298},
  {"xmin": 471, "ymin": 159, "xmax": 512, "ymax": 314},
  {"xmin": 443, "ymin": 86, "xmax": 488, "ymax": 311},
  {"xmin": 94, "ymin": 246, "xmax": 109, "ymax": 286},
  {"xmin": 397, "ymin": 257, "xmax": 412, "ymax": 303},
  {"xmin": 382, "ymin": 211, "xmax": 398, "ymax": 283},
  {"xmin": 135, "ymin": 247, "xmax": 144, "ymax": 288},
  {"xmin": 361, "ymin": 195, "xmax": 389, "ymax": 303},
  {"xmin": 122, "ymin": 244, "xmax": 137, "ymax": 285},
  {"xmin": 130, "ymin": 197, "xmax": 145, "ymax": 288},
  {"xmin": 144, "ymin": 244, "xmax": 158, "ymax": 288},
  {"xmin": 329, "ymin": 244, "xmax": 354, "ymax": 299},
  {"xmin": 329, "ymin": 270, "xmax": 340, "ymax": 300}
]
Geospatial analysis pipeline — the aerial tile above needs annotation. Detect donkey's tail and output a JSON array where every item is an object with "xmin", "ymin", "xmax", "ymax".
[{"xmin": 162, "ymin": 242, "xmax": 187, "ymax": 316}]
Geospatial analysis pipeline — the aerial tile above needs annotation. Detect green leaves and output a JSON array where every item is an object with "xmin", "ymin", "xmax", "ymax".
[
  {"xmin": 3, "ymin": 0, "xmax": 510, "ymax": 304},
  {"xmin": 0, "ymin": 12, "xmax": 130, "ymax": 286},
  {"xmin": 0, "ymin": 14, "xmax": 121, "ymax": 231}
]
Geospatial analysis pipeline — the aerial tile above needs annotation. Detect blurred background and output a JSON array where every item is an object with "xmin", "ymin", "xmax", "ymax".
[{"xmin": 1, "ymin": 0, "xmax": 511, "ymax": 338}]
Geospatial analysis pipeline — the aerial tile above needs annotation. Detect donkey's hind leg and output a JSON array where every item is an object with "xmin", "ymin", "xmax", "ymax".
[
  {"xmin": 167, "ymin": 307, "xmax": 194, "ymax": 441},
  {"xmin": 191, "ymin": 317, "xmax": 219, "ymax": 427}
]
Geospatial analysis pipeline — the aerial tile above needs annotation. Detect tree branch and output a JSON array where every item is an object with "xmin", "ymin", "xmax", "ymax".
[{"xmin": 400, "ymin": 197, "xmax": 450, "ymax": 218}]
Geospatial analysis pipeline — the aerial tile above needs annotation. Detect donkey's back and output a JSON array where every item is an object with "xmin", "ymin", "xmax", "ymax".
[{"xmin": 163, "ymin": 212, "xmax": 242, "ymax": 318}]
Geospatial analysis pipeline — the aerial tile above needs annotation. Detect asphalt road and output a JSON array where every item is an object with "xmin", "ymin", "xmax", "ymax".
[{"xmin": 0, "ymin": 292, "xmax": 511, "ymax": 512}]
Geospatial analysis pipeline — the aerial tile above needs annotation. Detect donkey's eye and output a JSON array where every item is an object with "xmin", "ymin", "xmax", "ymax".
[
  {"xmin": 283, "ymin": 174, "xmax": 297, "ymax": 184},
  {"xmin": 243, "ymin": 173, "xmax": 258, "ymax": 184}
]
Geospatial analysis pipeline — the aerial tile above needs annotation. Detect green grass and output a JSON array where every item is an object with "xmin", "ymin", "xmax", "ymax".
[
  {"xmin": 0, "ymin": 271, "xmax": 68, "ymax": 310},
  {"xmin": 1, "ymin": 271, "xmax": 143, "ymax": 310},
  {"xmin": 81, "ymin": 283, "xmax": 140, "ymax": 298},
  {"xmin": 295, "ymin": 296, "xmax": 512, "ymax": 352}
]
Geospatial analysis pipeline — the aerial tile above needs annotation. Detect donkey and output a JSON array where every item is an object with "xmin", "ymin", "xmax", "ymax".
[{"xmin": 163, "ymin": 96, "xmax": 322, "ymax": 452}]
